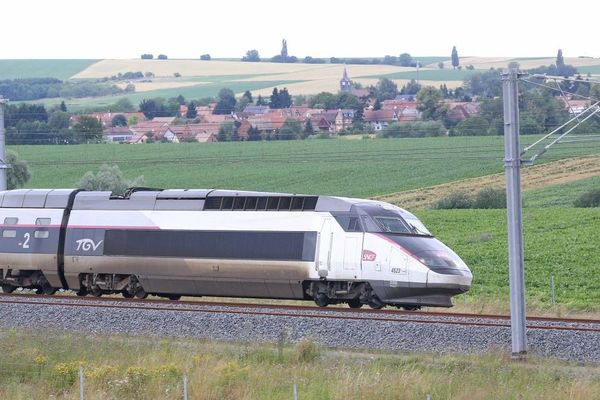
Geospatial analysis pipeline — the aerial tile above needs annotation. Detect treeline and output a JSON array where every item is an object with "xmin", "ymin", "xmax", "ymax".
[{"xmin": 0, "ymin": 78, "xmax": 126, "ymax": 101}]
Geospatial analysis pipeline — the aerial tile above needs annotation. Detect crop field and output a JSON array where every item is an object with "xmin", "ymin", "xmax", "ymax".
[
  {"xmin": 419, "ymin": 208, "xmax": 600, "ymax": 311},
  {"xmin": 366, "ymin": 69, "xmax": 481, "ymax": 81},
  {"xmin": 0, "ymin": 59, "xmax": 98, "ymax": 80},
  {"xmin": 9, "ymin": 135, "xmax": 600, "ymax": 198},
  {"xmin": 524, "ymin": 175, "xmax": 600, "ymax": 207},
  {"xmin": 3, "ymin": 332, "xmax": 599, "ymax": 400}
]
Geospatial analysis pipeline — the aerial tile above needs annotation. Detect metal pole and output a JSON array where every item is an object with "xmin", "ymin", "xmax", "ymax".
[
  {"xmin": 293, "ymin": 383, "xmax": 298, "ymax": 400},
  {"xmin": 183, "ymin": 375, "xmax": 188, "ymax": 400},
  {"xmin": 79, "ymin": 366, "xmax": 84, "ymax": 400},
  {"xmin": 502, "ymin": 68, "xmax": 527, "ymax": 358},
  {"xmin": 0, "ymin": 96, "xmax": 8, "ymax": 191}
]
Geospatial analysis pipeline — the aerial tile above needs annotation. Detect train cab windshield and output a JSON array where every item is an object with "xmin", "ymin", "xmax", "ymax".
[{"xmin": 349, "ymin": 203, "xmax": 432, "ymax": 236}]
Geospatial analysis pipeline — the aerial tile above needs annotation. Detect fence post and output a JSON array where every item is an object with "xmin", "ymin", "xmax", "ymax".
[
  {"xmin": 293, "ymin": 383, "xmax": 298, "ymax": 400},
  {"xmin": 426, "ymin": 395, "xmax": 432, "ymax": 400},
  {"xmin": 183, "ymin": 375, "xmax": 188, "ymax": 400},
  {"xmin": 550, "ymin": 275, "xmax": 556, "ymax": 310},
  {"xmin": 79, "ymin": 366, "xmax": 84, "ymax": 400}
]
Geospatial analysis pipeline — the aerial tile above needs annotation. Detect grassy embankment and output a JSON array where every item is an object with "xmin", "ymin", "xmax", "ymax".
[{"xmin": 1, "ymin": 331, "xmax": 599, "ymax": 400}]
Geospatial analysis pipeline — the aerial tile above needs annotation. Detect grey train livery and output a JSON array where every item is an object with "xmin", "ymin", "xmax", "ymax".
[{"xmin": 0, "ymin": 188, "xmax": 472, "ymax": 309}]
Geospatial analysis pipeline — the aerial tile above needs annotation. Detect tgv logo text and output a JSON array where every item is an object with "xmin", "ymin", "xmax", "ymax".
[{"xmin": 75, "ymin": 238, "xmax": 103, "ymax": 252}]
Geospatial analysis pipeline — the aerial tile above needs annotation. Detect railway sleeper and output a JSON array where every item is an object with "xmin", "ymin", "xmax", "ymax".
[{"xmin": 306, "ymin": 281, "xmax": 382, "ymax": 309}]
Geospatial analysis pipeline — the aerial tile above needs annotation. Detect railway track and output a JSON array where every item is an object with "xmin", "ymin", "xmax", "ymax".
[{"xmin": 1, "ymin": 292, "xmax": 598, "ymax": 334}]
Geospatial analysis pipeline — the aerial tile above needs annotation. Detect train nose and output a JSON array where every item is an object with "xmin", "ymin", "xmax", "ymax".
[{"xmin": 416, "ymin": 250, "xmax": 473, "ymax": 292}]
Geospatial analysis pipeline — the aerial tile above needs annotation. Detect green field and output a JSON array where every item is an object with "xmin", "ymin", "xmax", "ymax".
[
  {"xmin": 9, "ymin": 135, "xmax": 600, "ymax": 197},
  {"xmin": 419, "ymin": 208, "xmax": 600, "ymax": 310},
  {"xmin": 365, "ymin": 68, "xmax": 480, "ymax": 81},
  {"xmin": 36, "ymin": 79, "xmax": 303, "ymax": 111},
  {"xmin": 576, "ymin": 65, "xmax": 600, "ymax": 74},
  {"xmin": 3, "ymin": 332, "xmax": 598, "ymax": 399},
  {"xmin": 524, "ymin": 175, "xmax": 600, "ymax": 207},
  {"xmin": 0, "ymin": 59, "xmax": 99, "ymax": 80}
]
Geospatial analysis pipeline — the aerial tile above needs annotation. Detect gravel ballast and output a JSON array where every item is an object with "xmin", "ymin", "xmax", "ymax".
[{"xmin": 0, "ymin": 297, "xmax": 598, "ymax": 363}]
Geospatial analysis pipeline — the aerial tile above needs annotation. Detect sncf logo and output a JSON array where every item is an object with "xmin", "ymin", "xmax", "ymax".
[
  {"xmin": 75, "ymin": 238, "xmax": 103, "ymax": 252},
  {"xmin": 362, "ymin": 250, "xmax": 377, "ymax": 262}
]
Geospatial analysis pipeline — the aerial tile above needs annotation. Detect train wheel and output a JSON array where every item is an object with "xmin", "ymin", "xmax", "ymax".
[
  {"xmin": 402, "ymin": 305, "xmax": 420, "ymax": 311},
  {"xmin": 76, "ymin": 288, "xmax": 88, "ymax": 297},
  {"xmin": 122, "ymin": 290, "xmax": 134, "ymax": 299},
  {"xmin": 134, "ymin": 287, "xmax": 148, "ymax": 299},
  {"xmin": 42, "ymin": 284, "xmax": 56, "ymax": 295},
  {"xmin": 368, "ymin": 297, "xmax": 385, "ymax": 309},
  {"xmin": 348, "ymin": 298, "xmax": 363, "ymax": 309},
  {"xmin": 1, "ymin": 284, "xmax": 16, "ymax": 294},
  {"xmin": 167, "ymin": 295, "xmax": 181, "ymax": 301},
  {"xmin": 91, "ymin": 286, "xmax": 103, "ymax": 297},
  {"xmin": 314, "ymin": 293, "xmax": 329, "ymax": 307}
]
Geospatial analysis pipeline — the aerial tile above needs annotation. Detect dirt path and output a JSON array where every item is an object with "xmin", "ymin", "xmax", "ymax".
[{"xmin": 375, "ymin": 155, "xmax": 600, "ymax": 209}]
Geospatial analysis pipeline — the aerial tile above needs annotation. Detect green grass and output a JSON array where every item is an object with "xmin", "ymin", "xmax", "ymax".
[
  {"xmin": 0, "ymin": 59, "xmax": 99, "ymax": 80},
  {"xmin": 418, "ymin": 208, "xmax": 600, "ymax": 310},
  {"xmin": 1, "ymin": 330, "xmax": 599, "ymax": 399},
  {"xmin": 524, "ymin": 176, "xmax": 600, "ymax": 207},
  {"xmin": 35, "ymin": 80, "xmax": 304, "ymax": 111},
  {"xmin": 361, "ymin": 68, "xmax": 481, "ymax": 81},
  {"xmin": 9, "ymin": 135, "xmax": 600, "ymax": 198}
]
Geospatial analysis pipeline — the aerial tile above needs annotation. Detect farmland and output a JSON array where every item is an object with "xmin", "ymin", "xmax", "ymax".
[
  {"xmin": 10, "ymin": 135, "xmax": 600, "ymax": 198},
  {"xmin": 4, "ymin": 56, "xmax": 600, "ymax": 109},
  {"xmin": 0, "ymin": 59, "xmax": 98, "ymax": 80}
]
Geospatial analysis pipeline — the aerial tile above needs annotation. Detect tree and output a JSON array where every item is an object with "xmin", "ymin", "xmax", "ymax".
[
  {"xmin": 277, "ymin": 119, "xmax": 301, "ymax": 140},
  {"xmin": 213, "ymin": 88, "xmax": 237, "ymax": 114},
  {"xmin": 200, "ymin": 54, "xmax": 211, "ymax": 60},
  {"xmin": 451, "ymin": 46, "xmax": 459, "ymax": 69},
  {"xmin": 556, "ymin": 49, "xmax": 565, "ymax": 69},
  {"xmin": 139, "ymin": 99, "xmax": 160, "ymax": 119},
  {"xmin": 398, "ymin": 53, "xmax": 413, "ymax": 67},
  {"xmin": 416, "ymin": 86, "xmax": 447, "ymax": 121},
  {"xmin": 247, "ymin": 126, "xmax": 262, "ymax": 141},
  {"xmin": 400, "ymin": 79, "xmax": 421, "ymax": 96},
  {"xmin": 59, "ymin": 101, "xmax": 67, "ymax": 112},
  {"xmin": 186, "ymin": 101, "xmax": 197, "ymax": 119},
  {"xmin": 48, "ymin": 111, "xmax": 70, "ymax": 131},
  {"xmin": 111, "ymin": 114, "xmax": 128, "ymax": 127},
  {"xmin": 303, "ymin": 120, "xmax": 314, "ymax": 138},
  {"xmin": 6, "ymin": 151, "xmax": 31, "ymax": 189},
  {"xmin": 279, "ymin": 88, "xmax": 292, "ymax": 108},
  {"xmin": 141, "ymin": 54, "xmax": 153, "ymax": 59},
  {"xmin": 242, "ymin": 90, "xmax": 253, "ymax": 103},
  {"xmin": 158, "ymin": 54, "xmax": 168, "ymax": 60},
  {"xmin": 256, "ymin": 95, "xmax": 266, "ymax": 106},
  {"xmin": 78, "ymin": 164, "xmax": 144, "ymax": 196},
  {"xmin": 242, "ymin": 49, "xmax": 260, "ymax": 62},
  {"xmin": 112, "ymin": 98, "xmax": 135, "ymax": 112},
  {"xmin": 72, "ymin": 116, "xmax": 103, "ymax": 143},
  {"xmin": 375, "ymin": 78, "xmax": 398, "ymax": 101},
  {"xmin": 270, "ymin": 88, "xmax": 280, "ymax": 108},
  {"xmin": 453, "ymin": 116, "xmax": 491, "ymax": 136},
  {"xmin": 217, "ymin": 121, "xmax": 237, "ymax": 141},
  {"xmin": 128, "ymin": 115, "xmax": 138, "ymax": 126}
]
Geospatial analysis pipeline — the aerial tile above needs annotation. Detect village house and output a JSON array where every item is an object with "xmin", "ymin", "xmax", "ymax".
[
  {"xmin": 103, "ymin": 127, "xmax": 135, "ymax": 143},
  {"xmin": 363, "ymin": 109, "xmax": 398, "ymax": 131}
]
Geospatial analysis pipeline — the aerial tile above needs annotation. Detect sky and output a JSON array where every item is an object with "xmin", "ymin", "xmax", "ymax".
[{"xmin": 3, "ymin": 0, "xmax": 599, "ymax": 59}]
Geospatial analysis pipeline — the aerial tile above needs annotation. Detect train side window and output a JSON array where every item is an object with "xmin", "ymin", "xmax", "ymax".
[
  {"xmin": 334, "ymin": 216, "xmax": 363, "ymax": 232},
  {"xmin": 233, "ymin": 197, "xmax": 245, "ymax": 210},
  {"xmin": 2, "ymin": 230, "xmax": 16, "ymax": 238},
  {"xmin": 245, "ymin": 197, "xmax": 257, "ymax": 210},
  {"xmin": 266, "ymin": 197, "xmax": 279, "ymax": 210},
  {"xmin": 34, "ymin": 230, "xmax": 49, "ymax": 239},
  {"xmin": 256, "ymin": 197, "xmax": 268, "ymax": 210},
  {"xmin": 278, "ymin": 197, "xmax": 291, "ymax": 210},
  {"xmin": 221, "ymin": 197, "xmax": 234, "ymax": 210},
  {"xmin": 35, "ymin": 218, "xmax": 51, "ymax": 225},
  {"xmin": 290, "ymin": 197, "xmax": 304, "ymax": 210},
  {"xmin": 3, "ymin": 217, "xmax": 18, "ymax": 225}
]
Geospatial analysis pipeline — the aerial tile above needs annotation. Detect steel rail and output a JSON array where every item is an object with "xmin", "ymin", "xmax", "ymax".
[{"xmin": 1, "ymin": 294, "xmax": 599, "ymax": 333}]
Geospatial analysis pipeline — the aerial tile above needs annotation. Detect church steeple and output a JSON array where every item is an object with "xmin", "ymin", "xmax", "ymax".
[{"xmin": 340, "ymin": 65, "xmax": 352, "ymax": 92}]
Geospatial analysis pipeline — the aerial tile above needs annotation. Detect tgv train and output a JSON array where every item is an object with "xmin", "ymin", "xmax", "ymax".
[{"xmin": 0, "ymin": 188, "xmax": 472, "ymax": 309}]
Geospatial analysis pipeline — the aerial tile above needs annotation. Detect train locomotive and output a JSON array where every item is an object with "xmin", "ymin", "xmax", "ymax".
[{"xmin": 0, "ymin": 188, "xmax": 472, "ymax": 309}]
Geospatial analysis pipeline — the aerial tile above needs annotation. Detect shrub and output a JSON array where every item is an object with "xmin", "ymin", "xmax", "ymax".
[
  {"xmin": 453, "ymin": 116, "xmax": 490, "ymax": 136},
  {"xmin": 294, "ymin": 339, "xmax": 320, "ymax": 363},
  {"xmin": 383, "ymin": 121, "xmax": 445, "ymax": 138},
  {"xmin": 473, "ymin": 187, "xmax": 506, "ymax": 209},
  {"xmin": 574, "ymin": 188, "xmax": 600, "ymax": 207},
  {"xmin": 433, "ymin": 191, "xmax": 473, "ymax": 209}
]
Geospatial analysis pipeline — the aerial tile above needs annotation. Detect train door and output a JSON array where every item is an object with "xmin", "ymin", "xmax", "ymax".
[{"xmin": 316, "ymin": 218, "xmax": 334, "ymax": 278}]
